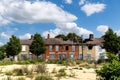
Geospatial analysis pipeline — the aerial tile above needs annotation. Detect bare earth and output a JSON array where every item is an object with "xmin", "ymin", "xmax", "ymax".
[{"xmin": 0, "ymin": 64, "xmax": 96, "ymax": 80}]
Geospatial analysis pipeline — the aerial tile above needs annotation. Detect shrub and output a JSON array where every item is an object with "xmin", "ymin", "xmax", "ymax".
[
  {"xmin": 35, "ymin": 63, "xmax": 46, "ymax": 74},
  {"xmin": 13, "ymin": 68, "xmax": 24, "ymax": 76},
  {"xmin": 96, "ymin": 53, "xmax": 120, "ymax": 80},
  {"xmin": 17, "ymin": 77, "xmax": 25, "ymax": 80},
  {"xmin": 52, "ymin": 68, "xmax": 57, "ymax": 73},
  {"xmin": 35, "ymin": 76, "xmax": 53, "ymax": 80},
  {"xmin": 0, "ymin": 60, "xmax": 13, "ymax": 66},
  {"xmin": 55, "ymin": 68, "xmax": 66, "ymax": 77},
  {"xmin": 0, "ymin": 51, "xmax": 5, "ymax": 60},
  {"xmin": 22, "ymin": 66, "xmax": 32, "ymax": 75},
  {"xmin": 6, "ymin": 71, "xmax": 13, "ymax": 75}
]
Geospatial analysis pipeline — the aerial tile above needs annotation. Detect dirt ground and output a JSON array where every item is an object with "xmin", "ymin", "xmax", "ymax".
[{"xmin": 0, "ymin": 64, "xmax": 96, "ymax": 80}]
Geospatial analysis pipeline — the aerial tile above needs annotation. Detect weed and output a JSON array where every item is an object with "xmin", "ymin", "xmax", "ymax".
[
  {"xmin": 35, "ymin": 76, "xmax": 53, "ymax": 80},
  {"xmin": 55, "ymin": 68, "xmax": 66, "ymax": 77},
  {"xmin": 35, "ymin": 63, "xmax": 46, "ymax": 74}
]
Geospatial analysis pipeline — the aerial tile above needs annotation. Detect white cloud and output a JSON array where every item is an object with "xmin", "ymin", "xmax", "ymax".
[
  {"xmin": 0, "ymin": 42, "xmax": 4, "ymax": 46},
  {"xmin": 0, "ymin": 0, "xmax": 77, "ymax": 25},
  {"xmin": 81, "ymin": 3, "xmax": 106, "ymax": 16},
  {"xmin": 79, "ymin": 0, "xmax": 86, "ymax": 5},
  {"xmin": 42, "ymin": 22, "xmax": 93, "ymax": 38},
  {"xmin": 0, "ymin": 0, "xmax": 93, "ymax": 39},
  {"xmin": 96, "ymin": 25, "xmax": 109, "ymax": 33},
  {"xmin": 0, "ymin": 16, "xmax": 10, "ymax": 25},
  {"xmin": 115, "ymin": 30, "xmax": 120, "ymax": 36},
  {"xmin": 19, "ymin": 33, "xmax": 31, "ymax": 39},
  {"xmin": 0, "ymin": 32, "xmax": 10, "ymax": 39},
  {"xmin": 42, "ymin": 28, "xmax": 61, "ymax": 38},
  {"xmin": 64, "ymin": 0, "xmax": 73, "ymax": 4}
]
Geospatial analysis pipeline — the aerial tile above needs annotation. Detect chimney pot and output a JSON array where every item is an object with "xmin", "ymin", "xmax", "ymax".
[
  {"xmin": 89, "ymin": 34, "xmax": 94, "ymax": 40},
  {"xmin": 47, "ymin": 34, "xmax": 50, "ymax": 39}
]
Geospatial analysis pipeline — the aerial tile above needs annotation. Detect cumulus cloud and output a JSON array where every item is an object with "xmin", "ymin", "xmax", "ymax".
[
  {"xmin": 42, "ymin": 22, "xmax": 93, "ymax": 38},
  {"xmin": 0, "ymin": 16, "xmax": 10, "ymax": 25},
  {"xmin": 79, "ymin": 0, "xmax": 86, "ymax": 5},
  {"xmin": 0, "ymin": 32, "xmax": 10, "ymax": 39},
  {"xmin": 64, "ymin": 0, "xmax": 73, "ymax": 4},
  {"xmin": 0, "ymin": 0, "xmax": 77, "ymax": 25},
  {"xmin": 19, "ymin": 33, "xmax": 31, "ymax": 39},
  {"xmin": 115, "ymin": 30, "xmax": 120, "ymax": 36},
  {"xmin": 96, "ymin": 25, "xmax": 109, "ymax": 33},
  {"xmin": 81, "ymin": 3, "xmax": 106, "ymax": 16},
  {"xmin": 0, "ymin": 0, "xmax": 93, "ymax": 39}
]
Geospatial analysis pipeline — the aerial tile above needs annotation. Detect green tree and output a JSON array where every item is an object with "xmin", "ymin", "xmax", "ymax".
[
  {"xmin": 30, "ymin": 33, "xmax": 46, "ymax": 59},
  {"xmin": 67, "ymin": 33, "xmax": 82, "ymax": 43},
  {"xmin": 96, "ymin": 53, "xmax": 120, "ymax": 80},
  {"xmin": 0, "ymin": 45, "xmax": 6, "ymax": 53},
  {"xmin": 6, "ymin": 35, "xmax": 21, "ymax": 60},
  {"xmin": 102, "ymin": 28, "xmax": 120, "ymax": 54},
  {"xmin": 0, "ymin": 51, "xmax": 5, "ymax": 60},
  {"xmin": 55, "ymin": 33, "xmax": 82, "ymax": 43},
  {"xmin": 55, "ymin": 34, "xmax": 67, "ymax": 40},
  {"xmin": 0, "ymin": 45, "xmax": 6, "ymax": 60}
]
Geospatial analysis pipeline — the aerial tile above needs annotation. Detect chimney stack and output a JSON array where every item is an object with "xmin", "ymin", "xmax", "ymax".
[
  {"xmin": 47, "ymin": 34, "xmax": 50, "ymax": 39},
  {"xmin": 89, "ymin": 34, "xmax": 94, "ymax": 40},
  {"xmin": 30, "ymin": 35, "xmax": 34, "ymax": 40}
]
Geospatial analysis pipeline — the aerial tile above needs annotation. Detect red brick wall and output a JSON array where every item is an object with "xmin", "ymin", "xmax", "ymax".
[{"xmin": 42, "ymin": 44, "xmax": 79, "ymax": 59}]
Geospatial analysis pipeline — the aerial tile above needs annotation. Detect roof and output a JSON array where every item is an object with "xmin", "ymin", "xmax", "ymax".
[
  {"xmin": 84, "ymin": 38, "xmax": 105, "ymax": 45},
  {"xmin": 20, "ymin": 38, "xmax": 76, "ymax": 45},
  {"xmin": 20, "ymin": 37, "xmax": 104, "ymax": 45},
  {"xmin": 20, "ymin": 39, "xmax": 32, "ymax": 45},
  {"xmin": 45, "ymin": 38, "xmax": 75, "ymax": 45}
]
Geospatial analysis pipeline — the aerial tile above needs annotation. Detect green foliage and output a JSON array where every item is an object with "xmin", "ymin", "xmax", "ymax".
[
  {"xmin": 13, "ymin": 68, "xmax": 24, "ymax": 76},
  {"xmin": 55, "ymin": 68, "xmax": 66, "ymax": 77},
  {"xmin": 0, "ymin": 45, "xmax": 6, "ymax": 53},
  {"xmin": 0, "ymin": 60, "xmax": 13, "ymax": 65},
  {"xmin": 96, "ymin": 53, "xmax": 120, "ymax": 80},
  {"xmin": 6, "ymin": 35, "xmax": 21, "ymax": 58},
  {"xmin": 55, "ymin": 33, "xmax": 82, "ymax": 42},
  {"xmin": 107, "ymin": 52, "xmax": 119, "ymax": 62},
  {"xmin": 0, "ymin": 51, "xmax": 5, "ymax": 60},
  {"xmin": 55, "ymin": 34, "xmax": 67, "ymax": 40},
  {"xmin": 56, "ymin": 68, "xmax": 66, "ymax": 77},
  {"xmin": 30, "ymin": 33, "xmax": 46, "ymax": 59},
  {"xmin": 35, "ymin": 76, "xmax": 53, "ymax": 80},
  {"xmin": 102, "ymin": 28, "xmax": 120, "ymax": 54}
]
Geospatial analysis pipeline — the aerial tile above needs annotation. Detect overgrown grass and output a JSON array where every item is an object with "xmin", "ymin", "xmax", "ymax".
[
  {"xmin": 55, "ymin": 68, "xmax": 66, "ymax": 77},
  {"xmin": 0, "ymin": 59, "xmax": 44, "ymax": 66},
  {"xmin": 35, "ymin": 76, "xmax": 53, "ymax": 80}
]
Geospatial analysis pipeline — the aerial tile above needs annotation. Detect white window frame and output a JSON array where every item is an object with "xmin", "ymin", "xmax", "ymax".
[
  {"xmin": 72, "ymin": 45, "xmax": 75, "ymax": 51},
  {"xmin": 49, "ymin": 45, "xmax": 52, "ymax": 51},
  {"xmin": 55, "ymin": 45, "xmax": 59, "ymax": 51},
  {"xmin": 22, "ymin": 45, "xmax": 26, "ymax": 51}
]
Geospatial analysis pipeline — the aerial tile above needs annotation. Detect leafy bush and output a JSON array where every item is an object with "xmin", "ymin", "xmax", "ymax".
[
  {"xmin": 0, "ymin": 60, "xmax": 13, "ymax": 66},
  {"xmin": 96, "ymin": 53, "xmax": 120, "ymax": 80},
  {"xmin": 55, "ymin": 68, "xmax": 66, "ymax": 77},
  {"xmin": 0, "ymin": 51, "xmax": 5, "ymax": 60},
  {"xmin": 35, "ymin": 76, "xmax": 53, "ymax": 80},
  {"xmin": 13, "ymin": 68, "xmax": 24, "ymax": 76}
]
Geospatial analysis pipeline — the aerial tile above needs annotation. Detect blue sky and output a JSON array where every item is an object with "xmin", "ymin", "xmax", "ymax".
[{"xmin": 0, "ymin": 0, "xmax": 120, "ymax": 46}]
